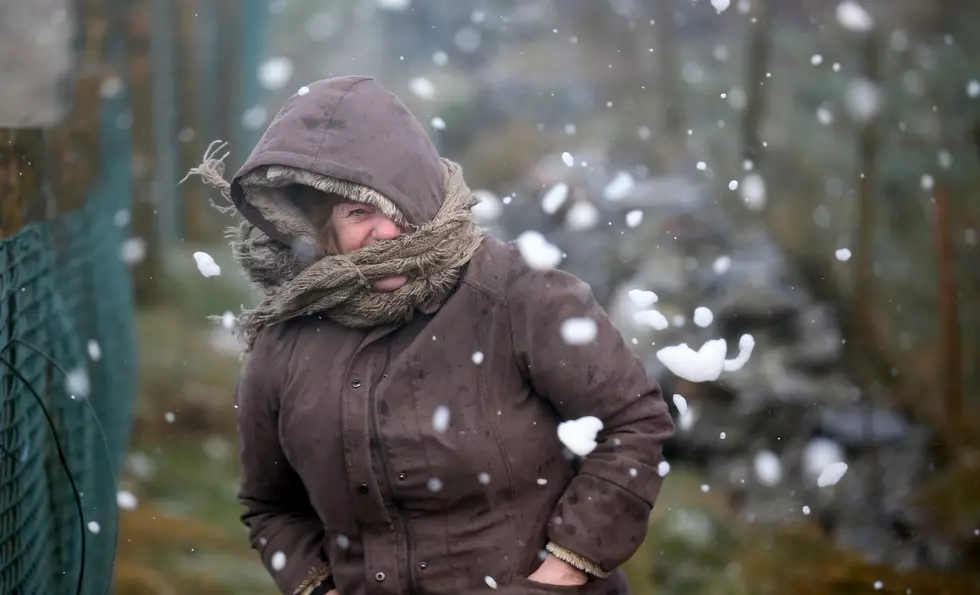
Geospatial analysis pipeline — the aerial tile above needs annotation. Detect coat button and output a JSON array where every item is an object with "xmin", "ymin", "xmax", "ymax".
[
  {"xmin": 398, "ymin": 472, "xmax": 406, "ymax": 480},
  {"xmin": 419, "ymin": 561, "xmax": 427, "ymax": 570},
  {"xmin": 375, "ymin": 572, "xmax": 386, "ymax": 582},
  {"xmin": 350, "ymin": 379, "xmax": 362, "ymax": 388},
  {"xmin": 358, "ymin": 483, "xmax": 369, "ymax": 494}
]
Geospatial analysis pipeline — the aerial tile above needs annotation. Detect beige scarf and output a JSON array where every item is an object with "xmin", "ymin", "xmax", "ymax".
[{"xmin": 182, "ymin": 142, "xmax": 485, "ymax": 351}]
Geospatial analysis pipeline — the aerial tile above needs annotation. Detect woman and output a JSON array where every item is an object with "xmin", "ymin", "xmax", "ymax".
[{"xmin": 185, "ymin": 76, "xmax": 674, "ymax": 595}]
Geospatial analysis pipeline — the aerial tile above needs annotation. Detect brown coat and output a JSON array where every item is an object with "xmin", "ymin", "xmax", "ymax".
[{"xmin": 230, "ymin": 76, "xmax": 675, "ymax": 595}]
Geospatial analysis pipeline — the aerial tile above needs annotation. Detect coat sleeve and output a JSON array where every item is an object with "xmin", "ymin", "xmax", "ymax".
[
  {"xmin": 236, "ymin": 330, "xmax": 332, "ymax": 595},
  {"xmin": 506, "ymin": 256, "xmax": 675, "ymax": 575}
]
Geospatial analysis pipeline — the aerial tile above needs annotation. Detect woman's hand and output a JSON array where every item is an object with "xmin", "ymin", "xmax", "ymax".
[{"xmin": 526, "ymin": 554, "xmax": 588, "ymax": 586}]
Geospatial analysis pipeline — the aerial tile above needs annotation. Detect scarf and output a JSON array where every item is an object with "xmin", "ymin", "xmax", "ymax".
[{"xmin": 182, "ymin": 141, "xmax": 485, "ymax": 351}]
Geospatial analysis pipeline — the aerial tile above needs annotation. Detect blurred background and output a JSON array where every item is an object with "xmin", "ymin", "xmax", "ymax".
[{"xmin": 1, "ymin": 0, "xmax": 979, "ymax": 593}]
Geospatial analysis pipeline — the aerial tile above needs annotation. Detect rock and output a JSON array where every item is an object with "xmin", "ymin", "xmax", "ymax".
[
  {"xmin": 816, "ymin": 406, "xmax": 911, "ymax": 447},
  {"xmin": 790, "ymin": 304, "xmax": 843, "ymax": 370},
  {"xmin": 498, "ymin": 161, "xmax": 946, "ymax": 572}
]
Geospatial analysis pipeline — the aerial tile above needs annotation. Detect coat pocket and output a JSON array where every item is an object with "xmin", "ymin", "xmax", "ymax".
[{"xmin": 505, "ymin": 575, "xmax": 618, "ymax": 595}]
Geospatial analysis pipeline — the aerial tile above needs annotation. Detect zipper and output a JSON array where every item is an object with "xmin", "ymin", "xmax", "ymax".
[{"xmin": 368, "ymin": 343, "xmax": 419, "ymax": 592}]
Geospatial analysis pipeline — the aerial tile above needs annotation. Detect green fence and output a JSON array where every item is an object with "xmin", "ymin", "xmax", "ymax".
[{"xmin": 0, "ymin": 22, "xmax": 138, "ymax": 595}]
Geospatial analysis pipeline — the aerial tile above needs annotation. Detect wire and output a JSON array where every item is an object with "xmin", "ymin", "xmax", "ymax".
[
  {"xmin": 0, "ymin": 338, "xmax": 118, "ymax": 595},
  {"xmin": 4, "ymin": 339, "xmax": 115, "ymax": 477},
  {"xmin": 0, "ymin": 355, "xmax": 86, "ymax": 595}
]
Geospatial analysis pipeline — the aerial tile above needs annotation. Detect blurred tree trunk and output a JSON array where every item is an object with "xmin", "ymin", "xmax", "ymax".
[
  {"xmin": 851, "ymin": 35, "xmax": 880, "ymax": 379},
  {"xmin": 176, "ymin": 0, "xmax": 210, "ymax": 242},
  {"xmin": 741, "ymin": 0, "xmax": 772, "ymax": 166},
  {"xmin": 935, "ymin": 187, "xmax": 963, "ymax": 435},
  {"xmin": 126, "ymin": 0, "xmax": 166, "ymax": 305},
  {"xmin": 150, "ymin": 0, "xmax": 179, "ymax": 246},
  {"xmin": 653, "ymin": 0, "xmax": 685, "ymax": 168},
  {"xmin": 0, "ymin": 130, "xmax": 47, "ymax": 237}
]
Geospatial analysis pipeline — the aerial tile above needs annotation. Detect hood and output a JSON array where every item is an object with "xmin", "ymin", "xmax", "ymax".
[{"xmin": 230, "ymin": 76, "xmax": 445, "ymax": 250}]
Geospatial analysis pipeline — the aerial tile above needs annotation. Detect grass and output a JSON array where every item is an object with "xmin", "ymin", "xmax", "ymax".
[
  {"xmin": 115, "ymin": 243, "xmax": 274, "ymax": 595},
  {"xmin": 115, "ymin": 244, "xmax": 979, "ymax": 595}
]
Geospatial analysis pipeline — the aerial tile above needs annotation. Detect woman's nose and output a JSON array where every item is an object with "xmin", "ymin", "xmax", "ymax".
[{"xmin": 372, "ymin": 216, "xmax": 402, "ymax": 241}]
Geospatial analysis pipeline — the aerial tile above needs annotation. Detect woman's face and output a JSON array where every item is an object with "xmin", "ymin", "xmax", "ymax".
[
  {"xmin": 290, "ymin": 185, "xmax": 408, "ymax": 292},
  {"xmin": 331, "ymin": 201, "xmax": 408, "ymax": 292}
]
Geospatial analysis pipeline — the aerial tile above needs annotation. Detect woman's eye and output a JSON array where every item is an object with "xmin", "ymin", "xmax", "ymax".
[{"xmin": 348, "ymin": 208, "xmax": 367, "ymax": 217}]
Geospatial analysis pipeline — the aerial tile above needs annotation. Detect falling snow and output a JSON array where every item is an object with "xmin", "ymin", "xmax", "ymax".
[
  {"xmin": 409, "ymin": 77, "xmax": 436, "ymax": 100},
  {"xmin": 836, "ymin": 1, "xmax": 874, "ymax": 32},
  {"xmin": 603, "ymin": 171, "xmax": 635, "ymax": 201},
  {"xmin": 242, "ymin": 105, "xmax": 268, "ymax": 130},
  {"xmin": 557, "ymin": 416, "xmax": 603, "ymax": 456},
  {"xmin": 753, "ymin": 450, "xmax": 782, "ymax": 486},
  {"xmin": 693, "ymin": 307, "xmax": 714, "ymax": 328},
  {"xmin": 673, "ymin": 394, "xmax": 696, "ymax": 431},
  {"xmin": 432, "ymin": 406, "xmax": 451, "ymax": 432},
  {"xmin": 628, "ymin": 289, "xmax": 659, "ymax": 307},
  {"xmin": 845, "ymin": 79, "xmax": 882, "ymax": 122},
  {"xmin": 258, "ymin": 57, "xmax": 294, "ymax": 90},
  {"xmin": 938, "ymin": 150, "xmax": 953, "ymax": 169},
  {"xmin": 561, "ymin": 317, "xmax": 598, "ymax": 345},
  {"xmin": 66, "ymin": 367, "xmax": 91, "ymax": 400},
  {"xmin": 656, "ymin": 335, "xmax": 755, "ymax": 383},
  {"xmin": 816, "ymin": 106, "xmax": 834, "ymax": 125},
  {"xmin": 565, "ymin": 201, "xmax": 600, "ymax": 231},
  {"xmin": 472, "ymin": 190, "xmax": 502, "ymax": 222},
  {"xmin": 121, "ymin": 238, "xmax": 147, "ymax": 265},
  {"xmin": 710, "ymin": 0, "xmax": 731, "ymax": 12},
  {"xmin": 634, "ymin": 309, "xmax": 669, "ymax": 331},
  {"xmin": 817, "ymin": 462, "xmax": 849, "ymax": 487},
  {"xmin": 271, "ymin": 551, "xmax": 287, "ymax": 571},
  {"xmin": 542, "ymin": 183, "xmax": 570, "ymax": 214},
  {"xmin": 114, "ymin": 209, "xmax": 131, "ymax": 227},
  {"xmin": 672, "ymin": 394, "xmax": 689, "ymax": 416},
  {"xmin": 803, "ymin": 437, "xmax": 847, "ymax": 484},
  {"xmin": 740, "ymin": 173, "xmax": 767, "ymax": 210},
  {"xmin": 515, "ymin": 231, "xmax": 563, "ymax": 269},
  {"xmin": 836, "ymin": 248, "xmax": 852, "ymax": 261},
  {"xmin": 193, "ymin": 252, "xmax": 221, "ymax": 278},
  {"xmin": 968, "ymin": 80, "xmax": 980, "ymax": 98},
  {"xmin": 116, "ymin": 490, "xmax": 138, "ymax": 510},
  {"xmin": 377, "ymin": 0, "xmax": 411, "ymax": 11}
]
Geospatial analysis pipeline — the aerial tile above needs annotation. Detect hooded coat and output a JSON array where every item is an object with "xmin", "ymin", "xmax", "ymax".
[{"xmin": 230, "ymin": 76, "xmax": 675, "ymax": 595}]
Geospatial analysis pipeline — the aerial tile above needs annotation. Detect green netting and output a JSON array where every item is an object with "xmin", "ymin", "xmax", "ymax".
[
  {"xmin": 0, "ymin": 201, "xmax": 138, "ymax": 594},
  {"xmin": 0, "ymin": 75, "xmax": 138, "ymax": 595}
]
